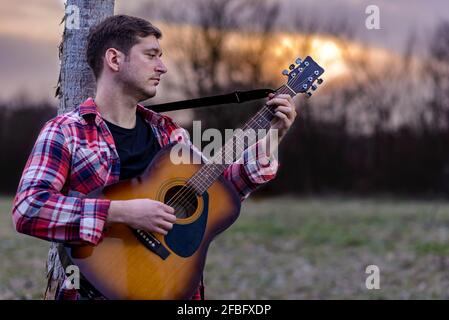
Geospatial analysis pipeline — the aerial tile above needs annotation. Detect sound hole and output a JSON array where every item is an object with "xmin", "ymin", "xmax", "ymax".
[{"xmin": 164, "ymin": 185, "xmax": 198, "ymax": 219}]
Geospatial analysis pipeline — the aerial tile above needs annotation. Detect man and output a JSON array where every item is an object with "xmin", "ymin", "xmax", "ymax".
[{"xmin": 12, "ymin": 15, "xmax": 297, "ymax": 300}]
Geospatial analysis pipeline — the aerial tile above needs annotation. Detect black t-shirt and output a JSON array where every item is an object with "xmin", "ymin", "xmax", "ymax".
[{"xmin": 103, "ymin": 113, "xmax": 160, "ymax": 181}]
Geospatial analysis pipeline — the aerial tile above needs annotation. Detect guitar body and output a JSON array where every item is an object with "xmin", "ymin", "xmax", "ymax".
[{"xmin": 64, "ymin": 143, "xmax": 241, "ymax": 299}]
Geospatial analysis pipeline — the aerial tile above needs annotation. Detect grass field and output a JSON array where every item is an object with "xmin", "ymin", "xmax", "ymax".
[{"xmin": 2, "ymin": 196, "xmax": 449, "ymax": 299}]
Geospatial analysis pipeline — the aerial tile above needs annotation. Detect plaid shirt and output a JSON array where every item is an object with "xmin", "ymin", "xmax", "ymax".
[{"xmin": 12, "ymin": 97, "xmax": 279, "ymax": 300}]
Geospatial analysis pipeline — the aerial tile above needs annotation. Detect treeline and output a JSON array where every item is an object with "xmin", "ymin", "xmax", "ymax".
[
  {"xmin": 269, "ymin": 120, "xmax": 449, "ymax": 196},
  {"xmin": 0, "ymin": 103, "xmax": 56, "ymax": 194},
  {"xmin": 1, "ymin": 100, "xmax": 448, "ymax": 196}
]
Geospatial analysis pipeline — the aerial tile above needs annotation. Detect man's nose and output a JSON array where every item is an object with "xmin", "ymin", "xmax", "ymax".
[{"xmin": 155, "ymin": 60, "xmax": 167, "ymax": 74}]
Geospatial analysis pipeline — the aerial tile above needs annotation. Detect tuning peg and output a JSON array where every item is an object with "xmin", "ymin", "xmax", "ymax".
[
  {"xmin": 282, "ymin": 69, "xmax": 289, "ymax": 76},
  {"xmin": 311, "ymin": 84, "xmax": 318, "ymax": 91},
  {"xmin": 317, "ymin": 78, "xmax": 324, "ymax": 84},
  {"xmin": 289, "ymin": 64, "xmax": 295, "ymax": 70},
  {"xmin": 295, "ymin": 57, "xmax": 302, "ymax": 65},
  {"xmin": 306, "ymin": 91, "xmax": 312, "ymax": 98}
]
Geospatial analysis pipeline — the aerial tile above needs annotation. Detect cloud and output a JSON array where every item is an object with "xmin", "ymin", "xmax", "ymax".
[
  {"xmin": 0, "ymin": 0, "xmax": 448, "ymax": 101},
  {"xmin": 0, "ymin": 35, "xmax": 59, "ymax": 101}
]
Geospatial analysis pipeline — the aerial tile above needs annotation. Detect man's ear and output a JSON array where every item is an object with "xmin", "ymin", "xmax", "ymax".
[{"xmin": 104, "ymin": 48, "xmax": 124, "ymax": 73}]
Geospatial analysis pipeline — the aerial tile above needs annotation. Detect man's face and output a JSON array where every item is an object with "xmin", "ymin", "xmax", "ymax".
[{"xmin": 118, "ymin": 35, "xmax": 167, "ymax": 101}]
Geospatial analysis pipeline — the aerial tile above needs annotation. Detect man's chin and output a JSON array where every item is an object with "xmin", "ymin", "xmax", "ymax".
[{"xmin": 139, "ymin": 88, "xmax": 157, "ymax": 102}]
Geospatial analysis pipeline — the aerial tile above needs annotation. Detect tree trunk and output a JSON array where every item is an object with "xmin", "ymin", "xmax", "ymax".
[
  {"xmin": 57, "ymin": 0, "xmax": 115, "ymax": 114},
  {"xmin": 44, "ymin": 0, "xmax": 114, "ymax": 300}
]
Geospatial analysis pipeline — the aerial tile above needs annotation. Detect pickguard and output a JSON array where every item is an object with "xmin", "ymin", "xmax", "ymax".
[{"xmin": 164, "ymin": 192, "xmax": 209, "ymax": 257}]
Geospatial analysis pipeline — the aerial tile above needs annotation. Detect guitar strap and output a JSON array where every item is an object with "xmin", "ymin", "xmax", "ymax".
[{"xmin": 142, "ymin": 88, "xmax": 275, "ymax": 113}]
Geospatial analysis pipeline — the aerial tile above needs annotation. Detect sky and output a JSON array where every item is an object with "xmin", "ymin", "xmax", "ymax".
[
  {"xmin": 281, "ymin": 0, "xmax": 449, "ymax": 51},
  {"xmin": 0, "ymin": 0, "xmax": 448, "ymax": 103}
]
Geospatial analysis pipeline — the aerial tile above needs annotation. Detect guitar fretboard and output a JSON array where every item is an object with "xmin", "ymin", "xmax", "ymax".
[{"xmin": 188, "ymin": 84, "xmax": 295, "ymax": 194}]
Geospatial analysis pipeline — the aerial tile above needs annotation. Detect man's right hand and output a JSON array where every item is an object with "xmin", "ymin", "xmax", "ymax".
[{"xmin": 107, "ymin": 199, "xmax": 176, "ymax": 235}]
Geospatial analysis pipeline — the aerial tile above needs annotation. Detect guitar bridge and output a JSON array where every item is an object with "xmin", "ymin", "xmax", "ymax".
[{"xmin": 133, "ymin": 229, "xmax": 170, "ymax": 260}]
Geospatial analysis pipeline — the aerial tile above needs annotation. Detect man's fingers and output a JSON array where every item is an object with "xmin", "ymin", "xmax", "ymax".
[
  {"xmin": 274, "ymin": 111, "xmax": 289, "ymax": 121},
  {"xmin": 155, "ymin": 210, "xmax": 176, "ymax": 223},
  {"xmin": 158, "ymin": 220, "xmax": 174, "ymax": 232},
  {"xmin": 154, "ymin": 227, "xmax": 168, "ymax": 235},
  {"xmin": 267, "ymin": 97, "xmax": 292, "ymax": 107},
  {"xmin": 275, "ymin": 105, "xmax": 297, "ymax": 120},
  {"xmin": 163, "ymin": 212, "xmax": 177, "ymax": 223},
  {"xmin": 159, "ymin": 202, "xmax": 175, "ymax": 214},
  {"xmin": 277, "ymin": 93, "xmax": 293, "ymax": 101},
  {"xmin": 274, "ymin": 111, "xmax": 293, "ymax": 128}
]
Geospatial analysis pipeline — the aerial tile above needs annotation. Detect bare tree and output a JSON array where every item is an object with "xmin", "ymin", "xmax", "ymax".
[
  {"xmin": 139, "ymin": 0, "xmax": 280, "ymax": 132},
  {"xmin": 425, "ymin": 21, "xmax": 449, "ymax": 131}
]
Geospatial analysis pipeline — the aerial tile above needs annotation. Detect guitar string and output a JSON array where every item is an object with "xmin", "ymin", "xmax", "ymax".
[
  {"xmin": 136, "ymin": 66, "xmax": 318, "ymax": 241},
  {"xmin": 164, "ymin": 70, "xmax": 315, "ymax": 218},
  {"xmin": 164, "ymin": 89, "xmax": 287, "ymax": 217},
  {"xmin": 183, "ymin": 62, "xmax": 318, "ymax": 195},
  {"xmin": 163, "ymin": 89, "xmax": 286, "ymax": 217},
  {"xmin": 189, "ymin": 62, "xmax": 320, "ymax": 191},
  {"xmin": 135, "ymin": 105, "xmax": 277, "ymax": 240},
  {"xmin": 164, "ymin": 72, "xmax": 313, "ymax": 218},
  {"xmin": 163, "ymin": 104, "xmax": 279, "ymax": 218},
  {"xmin": 162, "ymin": 66, "xmax": 317, "ymax": 218}
]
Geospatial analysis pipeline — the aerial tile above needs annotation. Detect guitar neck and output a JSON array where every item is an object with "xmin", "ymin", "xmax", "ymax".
[{"xmin": 188, "ymin": 85, "xmax": 296, "ymax": 194}]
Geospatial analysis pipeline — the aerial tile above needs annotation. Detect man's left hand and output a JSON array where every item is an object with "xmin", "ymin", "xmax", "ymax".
[{"xmin": 266, "ymin": 93, "xmax": 298, "ymax": 140}]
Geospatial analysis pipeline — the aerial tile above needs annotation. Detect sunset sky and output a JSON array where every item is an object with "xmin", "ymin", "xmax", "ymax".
[{"xmin": 0, "ymin": 0, "xmax": 448, "ymax": 103}]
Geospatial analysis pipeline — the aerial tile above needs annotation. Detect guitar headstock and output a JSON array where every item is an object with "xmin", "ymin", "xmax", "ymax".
[{"xmin": 282, "ymin": 56, "xmax": 325, "ymax": 98}]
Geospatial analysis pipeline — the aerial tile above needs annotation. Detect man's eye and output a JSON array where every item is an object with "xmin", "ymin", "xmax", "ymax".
[{"xmin": 147, "ymin": 54, "xmax": 156, "ymax": 58}]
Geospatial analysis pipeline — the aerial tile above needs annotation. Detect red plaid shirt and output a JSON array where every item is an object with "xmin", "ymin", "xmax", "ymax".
[{"xmin": 12, "ymin": 98, "xmax": 278, "ymax": 300}]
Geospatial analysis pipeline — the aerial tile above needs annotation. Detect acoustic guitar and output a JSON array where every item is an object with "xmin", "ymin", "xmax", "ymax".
[{"xmin": 60, "ymin": 56, "xmax": 325, "ymax": 299}]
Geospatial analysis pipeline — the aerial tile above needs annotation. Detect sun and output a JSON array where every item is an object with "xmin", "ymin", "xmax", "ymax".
[
  {"xmin": 273, "ymin": 34, "xmax": 348, "ymax": 80},
  {"xmin": 310, "ymin": 38, "xmax": 347, "ymax": 78}
]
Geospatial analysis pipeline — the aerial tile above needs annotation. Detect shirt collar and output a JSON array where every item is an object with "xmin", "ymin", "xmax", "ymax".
[{"xmin": 79, "ymin": 97, "xmax": 165, "ymax": 127}]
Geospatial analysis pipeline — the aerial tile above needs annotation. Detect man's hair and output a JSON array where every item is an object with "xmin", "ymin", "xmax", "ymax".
[{"xmin": 86, "ymin": 15, "xmax": 162, "ymax": 79}]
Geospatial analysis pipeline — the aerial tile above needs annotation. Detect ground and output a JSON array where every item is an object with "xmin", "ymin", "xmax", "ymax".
[{"xmin": 2, "ymin": 196, "xmax": 449, "ymax": 299}]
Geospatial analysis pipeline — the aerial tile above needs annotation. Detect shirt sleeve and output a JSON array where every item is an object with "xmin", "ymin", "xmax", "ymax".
[
  {"xmin": 11, "ymin": 119, "xmax": 111, "ymax": 245},
  {"xmin": 223, "ymin": 139, "xmax": 279, "ymax": 201}
]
